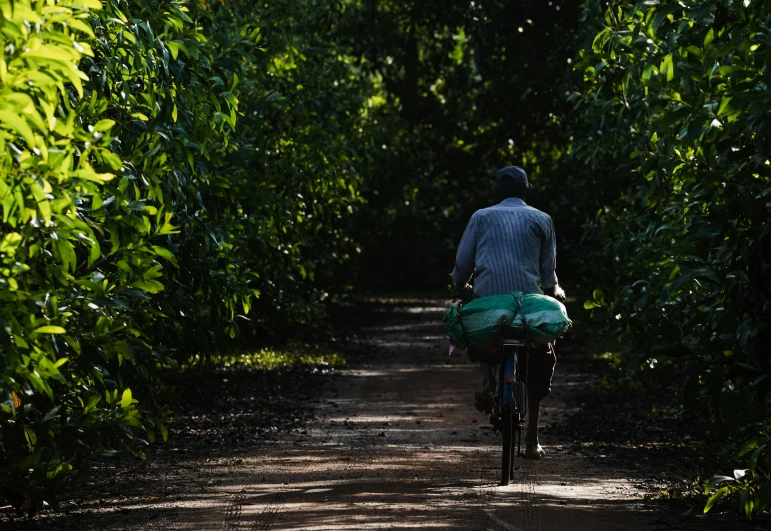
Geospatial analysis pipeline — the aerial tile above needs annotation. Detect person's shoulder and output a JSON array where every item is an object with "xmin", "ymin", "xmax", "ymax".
[
  {"xmin": 470, "ymin": 206, "xmax": 497, "ymax": 220},
  {"xmin": 523, "ymin": 205, "xmax": 553, "ymax": 223}
]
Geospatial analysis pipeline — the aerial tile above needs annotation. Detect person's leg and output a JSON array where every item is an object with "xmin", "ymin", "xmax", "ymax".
[
  {"xmin": 525, "ymin": 395, "xmax": 544, "ymax": 458},
  {"xmin": 480, "ymin": 360, "xmax": 494, "ymax": 389},
  {"xmin": 524, "ymin": 344, "xmax": 556, "ymax": 458},
  {"xmin": 469, "ymin": 349, "xmax": 495, "ymax": 413}
]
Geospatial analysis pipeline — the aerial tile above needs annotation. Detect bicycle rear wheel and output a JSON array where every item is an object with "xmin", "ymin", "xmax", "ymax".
[{"xmin": 501, "ymin": 406, "xmax": 513, "ymax": 486}]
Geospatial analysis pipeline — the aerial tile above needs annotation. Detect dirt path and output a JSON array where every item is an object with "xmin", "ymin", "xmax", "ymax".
[
  {"xmin": 165, "ymin": 299, "xmax": 674, "ymax": 530},
  {"xmin": 208, "ymin": 300, "xmax": 647, "ymax": 531},
  {"xmin": 7, "ymin": 298, "xmax": 754, "ymax": 530}
]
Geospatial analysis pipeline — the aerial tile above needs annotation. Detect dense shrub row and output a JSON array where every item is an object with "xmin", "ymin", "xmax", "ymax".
[
  {"xmin": 0, "ymin": 0, "xmax": 372, "ymax": 509},
  {"xmin": 218, "ymin": 1, "xmax": 374, "ymax": 335},
  {"xmin": 572, "ymin": 0, "xmax": 770, "ymax": 516},
  {"xmin": 0, "ymin": 0, "xmax": 165, "ymax": 507}
]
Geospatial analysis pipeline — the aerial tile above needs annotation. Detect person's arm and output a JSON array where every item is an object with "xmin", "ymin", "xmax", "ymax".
[
  {"xmin": 540, "ymin": 217, "xmax": 566, "ymax": 302},
  {"xmin": 451, "ymin": 213, "xmax": 479, "ymax": 291}
]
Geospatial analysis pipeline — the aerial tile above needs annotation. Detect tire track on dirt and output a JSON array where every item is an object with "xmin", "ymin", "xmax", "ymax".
[
  {"xmin": 222, "ymin": 493, "xmax": 244, "ymax": 531},
  {"xmin": 484, "ymin": 508, "xmax": 524, "ymax": 531},
  {"xmin": 518, "ymin": 459, "xmax": 541, "ymax": 531},
  {"xmin": 251, "ymin": 492, "xmax": 286, "ymax": 531}
]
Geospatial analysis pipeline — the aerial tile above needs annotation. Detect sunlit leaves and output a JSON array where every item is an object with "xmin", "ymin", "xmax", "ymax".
[
  {"xmin": 32, "ymin": 326, "xmax": 66, "ymax": 335},
  {"xmin": 0, "ymin": 0, "xmax": 256, "ymax": 510}
]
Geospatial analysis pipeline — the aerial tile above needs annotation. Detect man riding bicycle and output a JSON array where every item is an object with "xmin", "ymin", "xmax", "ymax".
[{"xmin": 451, "ymin": 165, "xmax": 565, "ymax": 460}]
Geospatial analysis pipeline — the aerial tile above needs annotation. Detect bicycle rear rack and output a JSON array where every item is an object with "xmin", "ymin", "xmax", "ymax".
[{"xmin": 501, "ymin": 338, "xmax": 528, "ymax": 347}]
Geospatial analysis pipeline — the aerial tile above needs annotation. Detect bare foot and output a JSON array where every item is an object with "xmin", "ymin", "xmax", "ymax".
[
  {"xmin": 525, "ymin": 432, "xmax": 546, "ymax": 459},
  {"xmin": 524, "ymin": 443, "xmax": 545, "ymax": 459}
]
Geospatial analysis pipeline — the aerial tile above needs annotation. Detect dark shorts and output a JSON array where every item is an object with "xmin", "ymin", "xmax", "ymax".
[{"xmin": 467, "ymin": 343, "xmax": 556, "ymax": 402}]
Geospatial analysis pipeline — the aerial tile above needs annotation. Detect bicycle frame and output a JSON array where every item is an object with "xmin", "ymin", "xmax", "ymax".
[{"xmin": 496, "ymin": 338, "xmax": 528, "ymax": 411}]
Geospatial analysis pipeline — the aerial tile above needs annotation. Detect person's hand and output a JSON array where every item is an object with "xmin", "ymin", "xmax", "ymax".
[
  {"xmin": 545, "ymin": 284, "xmax": 566, "ymax": 302},
  {"xmin": 459, "ymin": 283, "xmax": 474, "ymax": 304}
]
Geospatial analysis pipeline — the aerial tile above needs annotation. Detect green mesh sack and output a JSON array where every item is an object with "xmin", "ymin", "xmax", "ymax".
[
  {"xmin": 459, "ymin": 293, "xmax": 525, "ymax": 352},
  {"xmin": 443, "ymin": 306, "xmax": 466, "ymax": 349},
  {"xmin": 443, "ymin": 291, "xmax": 571, "ymax": 351},
  {"xmin": 514, "ymin": 292, "xmax": 572, "ymax": 344}
]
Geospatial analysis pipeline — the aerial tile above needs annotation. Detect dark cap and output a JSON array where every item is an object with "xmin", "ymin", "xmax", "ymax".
[{"xmin": 496, "ymin": 165, "xmax": 528, "ymax": 187}]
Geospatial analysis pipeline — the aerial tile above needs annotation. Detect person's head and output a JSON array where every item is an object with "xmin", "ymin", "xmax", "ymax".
[{"xmin": 495, "ymin": 165, "xmax": 532, "ymax": 201}]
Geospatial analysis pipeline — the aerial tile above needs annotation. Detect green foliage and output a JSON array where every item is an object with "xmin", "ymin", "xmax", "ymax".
[
  {"xmin": 704, "ymin": 430, "xmax": 771, "ymax": 517},
  {"xmin": 0, "ymin": 0, "xmax": 255, "ymax": 509},
  {"xmin": 0, "ymin": 0, "xmax": 374, "ymax": 509},
  {"xmin": 216, "ymin": 0, "xmax": 372, "ymax": 334},
  {"xmin": 337, "ymin": 0, "xmax": 580, "ymax": 289},
  {"xmin": 572, "ymin": 0, "xmax": 771, "ymax": 517},
  {"xmin": 0, "ymin": 0, "xmax": 149, "ymax": 509},
  {"xmin": 85, "ymin": 0, "xmax": 259, "ymax": 358}
]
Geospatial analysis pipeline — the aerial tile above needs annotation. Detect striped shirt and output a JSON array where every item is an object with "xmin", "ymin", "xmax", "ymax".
[{"xmin": 451, "ymin": 197, "xmax": 558, "ymax": 297}]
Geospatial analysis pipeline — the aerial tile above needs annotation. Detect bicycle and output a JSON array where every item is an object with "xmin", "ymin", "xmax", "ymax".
[
  {"xmin": 455, "ymin": 287, "xmax": 529, "ymax": 486},
  {"xmin": 491, "ymin": 326, "xmax": 529, "ymax": 486}
]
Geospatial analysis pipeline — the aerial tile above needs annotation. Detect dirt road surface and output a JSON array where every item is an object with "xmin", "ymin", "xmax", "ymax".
[
  {"xmin": 6, "ymin": 299, "xmax": 757, "ymax": 530},
  {"xmin": 204, "ymin": 299, "xmax": 672, "ymax": 531}
]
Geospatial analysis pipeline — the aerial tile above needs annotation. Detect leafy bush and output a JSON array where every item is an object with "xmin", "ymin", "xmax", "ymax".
[
  {"xmin": 212, "ymin": 0, "xmax": 373, "ymax": 335},
  {"xmin": 0, "ymin": 0, "xmax": 376, "ymax": 509},
  {"xmin": 0, "ymin": 0, "xmax": 254, "ymax": 510},
  {"xmin": 83, "ymin": 0, "xmax": 258, "ymax": 359},
  {"xmin": 704, "ymin": 429, "xmax": 771, "ymax": 518},
  {"xmin": 573, "ymin": 0, "xmax": 771, "ymax": 517}
]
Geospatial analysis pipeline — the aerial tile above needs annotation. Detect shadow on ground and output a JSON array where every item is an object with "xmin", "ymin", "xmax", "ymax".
[{"xmin": 3, "ymin": 299, "xmax": 767, "ymax": 530}]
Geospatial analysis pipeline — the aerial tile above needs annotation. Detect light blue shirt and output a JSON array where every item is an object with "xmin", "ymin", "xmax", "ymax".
[{"xmin": 451, "ymin": 198, "xmax": 558, "ymax": 297}]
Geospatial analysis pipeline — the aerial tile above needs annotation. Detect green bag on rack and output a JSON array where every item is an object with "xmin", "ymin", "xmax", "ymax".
[{"xmin": 443, "ymin": 291, "xmax": 571, "ymax": 351}]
